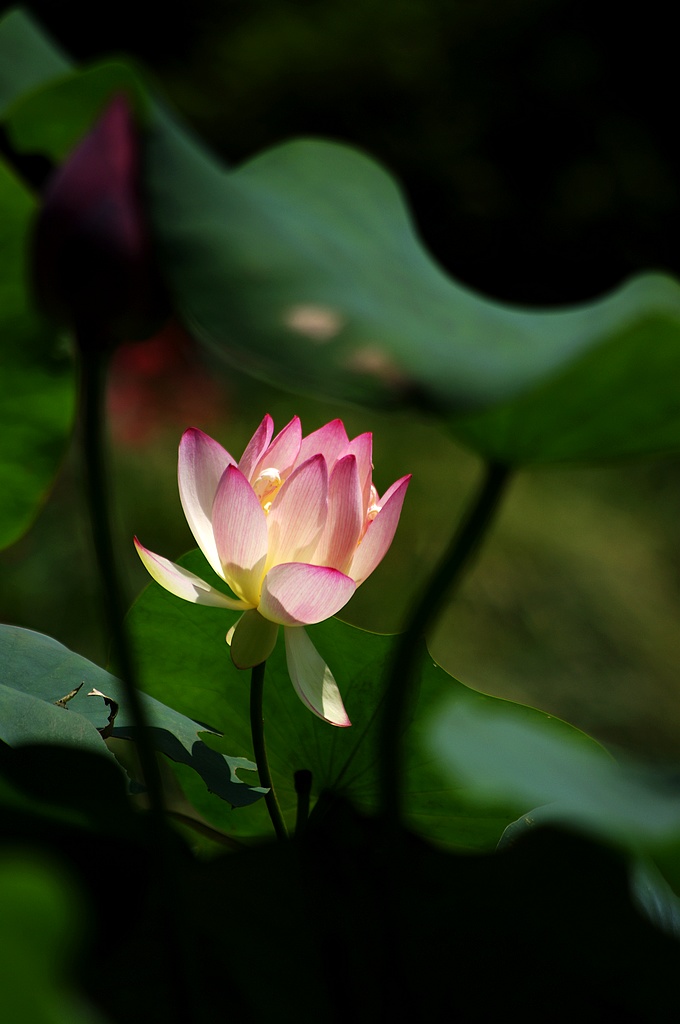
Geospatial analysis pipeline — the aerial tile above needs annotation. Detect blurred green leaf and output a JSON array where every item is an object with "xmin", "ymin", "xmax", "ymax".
[
  {"xmin": 126, "ymin": 550, "xmax": 605, "ymax": 846},
  {"xmin": 4, "ymin": 61, "xmax": 148, "ymax": 162},
  {"xmin": 630, "ymin": 858, "xmax": 680, "ymax": 940},
  {"xmin": 146, "ymin": 111, "xmax": 680, "ymax": 460},
  {"xmin": 430, "ymin": 699, "xmax": 680, "ymax": 859},
  {"xmin": 0, "ymin": 853, "xmax": 107, "ymax": 1024},
  {"xmin": 451, "ymin": 297, "xmax": 680, "ymax": 461},
  {"xmin": 0, "ymin": 159, "xmax": 75, "ymax": 551},
  {"xmin": 0, "ymin": 8, "xmax": 69, "ymax": 115},
  {"xmin": 0, "ymin": 625, "xmax": 263, "ymax": 808},
  {"xmin": 0, "ymin": 11, "xmax": 145, "ymax": 168},
  {"xmin": 7, "ymin": 9, "xmax": 680, "ymax": 464}
]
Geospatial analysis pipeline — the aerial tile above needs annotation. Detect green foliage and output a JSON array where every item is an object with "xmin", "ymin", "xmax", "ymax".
[
  {"xmin": 0, "ymin": 160, "xmax": 75, "ymax": 552},
  {"xmin": 4, "ymin": 61, "xmax": 148, "ymax": 162},
  {"xmin": 0, "ymin": 625, "xmax": 263, "ymax": 808},
  {"xmin": 430, "ymin": 698, "xmax": 680, "ymax": 882},
  {"xmin": 146, "ymin": 116, "xmax": 680, "ymax": 463},
  {"xmin": 452, "ymin": 298, "xmax": 680, "ymax": 462},
  {"xmin": 0, "ymin": 853, "xmax": 106, "ymax": 1023},
  {"xmin": 0, "ymin": 8, "xmax": 69, "ymax": 115},
  {"xmin": 2, "ymin": 8, "xmax": 680, "ymax": 1019},
  {"xmin": 125, "ymin": 550, "xmax": 606, "ymax": 846},
  {"xmin": 4, "ymin": 8, "xmax": 680, "ymax": 466}
]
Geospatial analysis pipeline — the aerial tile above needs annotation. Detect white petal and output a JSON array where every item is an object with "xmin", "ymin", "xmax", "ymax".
[
  {"xmin": 134, "ymin": 538, "xmax": 248, "ymax": 609},
  {"xmin": 284, "ymin": 626, "xmax": 351, "ymax": 727}
]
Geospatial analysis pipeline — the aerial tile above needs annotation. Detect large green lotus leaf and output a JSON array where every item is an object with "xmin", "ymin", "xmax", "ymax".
[
  {"xmin": 451, "ymin": 301, "xmax": 680, "ymax": 462},
  {"xmin": 0, "ymin": 625, "xmax": 263, "ymax": 808},
  {"xmin": 3, "ymin": 61, "xmax": 148, "ymax": 162},
  {"xmin": 7, "ymin": 10, "xmax": 680, "ymax": 463},
  {"xmin": 144, "ymin": 108, "xmax": 680, "ymax": 461},
  {"xmin": 429, "ymin": 699, "xmax": 680, "ymax": 872},
  {"xmin": 0, "ymin": 159, "xmax": 75, "ymax": 551},
  {"xmin": 0, "ymin": 8, "xmax": 69, "ymax": 115},
  {"xmin": 126, "ymin": 549, "xmax": 606, "ymax": 846},
  {"xmin": 0, "ymin": 13, "xmax": 147, "ymax": 164},
  {"xmin": 0, "ymin": 682, "xmax": 113, "ymax": 755}
]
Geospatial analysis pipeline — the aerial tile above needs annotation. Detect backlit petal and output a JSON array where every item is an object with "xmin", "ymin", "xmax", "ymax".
[
  {"xmin": 212, "ymin": 465, "xmax": 268, "ymax": 605},
  {"xmin": 348, "ymin": 474, "xmax": 411, "ymax": 585},
  {"xmin": 266, "ymin": 454, "xmax": 327, "ymax": 566},
  {"xmin": 284, "ymin": 626, "xmax": 351, "ymax": 726},
  {"xmin": 259, "ymin": 563, "xmax": 355, "ymax": 625},
  {"xmin": 178, "ymin": 428, "xmax": 236, "ymax": 578},
  {"xmin": 346, "ymin": 432, "xmax": 373, "ymax": 515},
  {"xmin": 238, "ymin": 414, "xmax": 274, "ymax": 481},
  {"xmin": 134, "ymin": 538, "xmax": 247, "ymax": 609},
  {"xmin": 229, "ymin": 609, "xmax": 279, "ymax": 668},
  {"xmin": 253, "ymin": 416, "xmax": 302, "ymax": 482},
  {"xmin": 294, "ymin": 418, "xmax": 349, "ymax": 473},
  {"xmin": 314, "ymin": 454, "xmax": 363, "ymax": 572}
]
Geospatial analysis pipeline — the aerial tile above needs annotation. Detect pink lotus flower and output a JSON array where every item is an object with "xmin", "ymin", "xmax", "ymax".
[{"xmin": 135, "ymin": 415, "xmax": 410, "ymax": 726}]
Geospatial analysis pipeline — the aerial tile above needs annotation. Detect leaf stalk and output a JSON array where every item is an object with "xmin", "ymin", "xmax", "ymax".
[{"xmin": 379, "ymin": 459, "xmax": 512, "ymax": 828}]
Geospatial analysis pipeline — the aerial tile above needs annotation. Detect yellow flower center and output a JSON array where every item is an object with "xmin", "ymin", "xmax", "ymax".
[
  {"xmin": 366, "ymin": 484, "xmax": 381, "ymax": 522},
  {"xmin": 253, "ymin": 467, "xmax": 282, "ymax": 512}
]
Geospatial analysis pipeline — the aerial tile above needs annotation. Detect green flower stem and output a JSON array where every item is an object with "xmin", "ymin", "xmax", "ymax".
[
  {"xmin": 79, "ymin": 338, "xmax": 199, "ymax": 1024},
  {"xmin": 250, "ymin": 660, "xmax": 289, "ymax": 841},
  {"xmin": 379, "ymin": 459, "xmax": 512, "ymax": 828},
  {"xmin": 79, "ymin": 341, "xmax": 167, "ymax": 823}
]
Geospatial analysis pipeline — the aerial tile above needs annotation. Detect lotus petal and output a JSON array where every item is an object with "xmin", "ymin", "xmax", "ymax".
[
  {"xmin": 259, "ymin": 562, "xmax": 355, "ymax": 625},
  {"xmin": 284, "ymin": 626, "xmax": 351, "ymax": 726}
]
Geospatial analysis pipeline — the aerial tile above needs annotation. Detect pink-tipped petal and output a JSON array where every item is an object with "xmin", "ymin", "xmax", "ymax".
[
  {"xmin": 284, "ymin": 626, "xmax": 351, "ymax": 727},
  {"xmin": 294, "ymin": 418, "xmax": 350, "ymax": 473},
  {"xmin": 238, "ymin": 414, "xmax": 274, "ymax": 480},
  {"xmin": 348, "ymin": 474, "xmax": 411, "ymax": 585},
  {"xmin": 229, "ymin": 609, "xmax": 279, "ymax": 668},
  {"xmin": 212, "ymin": 465, "xmax": 268, "ymax": 605},
  {"xmin": 134, "ymin": 538, "xmax": 247, "ymax": 609},
  {"xmin": 259, "ymin": 563, "xmax": 355, "ymax": 625},
  {"xmin": 253, "ymin": 416, "xmax": 302, "ymax": 482},
  {"xmin": 178, "ymin": 428, "xmax": 237, "ymax": 578},
  {"xmin": 346, "ymin": 432, "xmax": 373, "ymax": 515},
  {"xmin": 266, "ymin": 454, "xmax": 328, "ymax": 566},
  {"xmin": 314, "ymin": 455, "xmax": 364, "ymax": 572}
]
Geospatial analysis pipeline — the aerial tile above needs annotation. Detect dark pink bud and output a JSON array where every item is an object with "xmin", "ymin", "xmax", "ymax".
[{"xmin": 32, "ymin": 94, "xmax": 165, "ymax": 347}]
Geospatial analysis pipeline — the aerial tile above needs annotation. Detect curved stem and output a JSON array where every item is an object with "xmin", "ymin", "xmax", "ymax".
[
  {"xmin": 250, "ymin": 660, "xmax": 289, "ymax": 841},
  {"xmin": 79, "ymin": 336, "xmax": 200, "ymax": 1024},
  {"xmin": 79, "ymin": 341, "xmax": 166, "ymax": 825},
  {"xmin": 379, "ymin": 459, "xmax": 513, "ymax": 828}
]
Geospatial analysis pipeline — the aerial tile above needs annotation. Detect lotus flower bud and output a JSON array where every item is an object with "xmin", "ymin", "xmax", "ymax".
[{"xmin": 32, "ymin": 94, "xmax": 166, "ymax": 347}]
